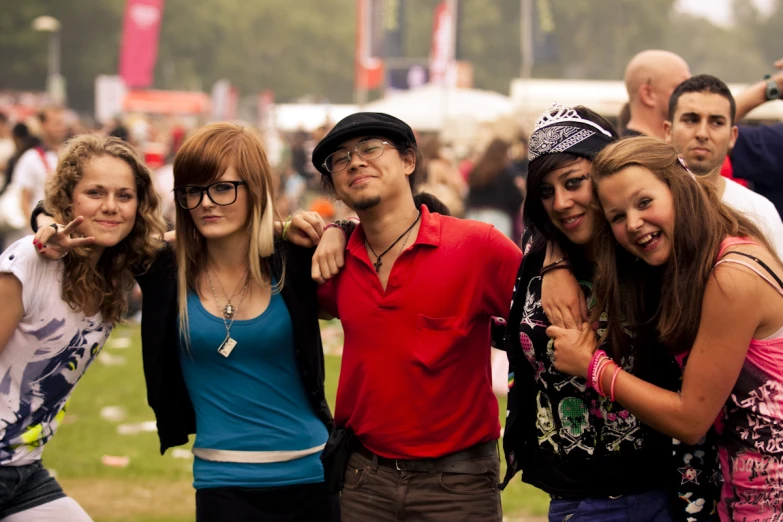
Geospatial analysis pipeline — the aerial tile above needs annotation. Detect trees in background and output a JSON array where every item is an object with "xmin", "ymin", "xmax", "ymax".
[{"xmin": 1, "ymin": 0, "xmax": 780, "ymax": 112}]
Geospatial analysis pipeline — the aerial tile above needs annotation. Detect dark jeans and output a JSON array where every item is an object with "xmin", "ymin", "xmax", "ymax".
[
  {"xmin": 195, "ymin": 481, "xmax": 335, "ymax": 522},
  {"xmin": 340, "ymin": 449, "xmax": 502, "ymax": 522},
  {"xmin": 548, "ymin": 489, "xmax": 674, "ymax": 522},
  {"xmin": 0, "ymin": 461, "xmax": 65, "ymax": 519}
]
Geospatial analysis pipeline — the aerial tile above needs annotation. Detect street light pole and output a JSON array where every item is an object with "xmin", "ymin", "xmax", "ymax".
[
  {"xmin": 520, "ymin": 0, "xmax": 534, "ymax": 79},
  {"xmin": 32, "ymin": 15, "xmax": 64, "ymax": 105},
  {"xmin": 49, "ymin": 26, "xmax": 60, "ymax": 79}
]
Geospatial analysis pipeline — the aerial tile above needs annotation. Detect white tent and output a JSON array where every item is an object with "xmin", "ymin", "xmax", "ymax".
[
  {"xmin": 363, "ymin": 84, "xmax": 515, "ymax": 131},
  {"xmin": 510, "ymin": 78, "xmax": 783, "ymax": 122}
]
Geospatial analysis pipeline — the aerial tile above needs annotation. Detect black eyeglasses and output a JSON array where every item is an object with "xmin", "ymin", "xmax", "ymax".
[
  {"xmin": 174, "ymin": 180, "xmax": 247, "ymax": 210},
  {"xmin": 323, "ymin": 138, "xmax": 395, "ymax": 174}
]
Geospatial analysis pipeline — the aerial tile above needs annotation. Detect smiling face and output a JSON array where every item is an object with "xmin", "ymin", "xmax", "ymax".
[
  {"xmin": 598, "ymin": 165, "xmax": 675, "ymax": 266},
  {"xmin": 328, "ymin": 136, "xmax": 415, "ymax": 211},
  {"xmin": 540, "ymin": 157, "xmax": 595, "ymax": 245},
  {"xmin": 71, "ymin": 156, "xmax": 139, "ymax": 254},
  {"xmin": 665, "ymin": 91, "xmax": 738, "ymax": 176},
  {"xmin": 189, "ymin": 165, "xmax": 249, "ymax": 242}
]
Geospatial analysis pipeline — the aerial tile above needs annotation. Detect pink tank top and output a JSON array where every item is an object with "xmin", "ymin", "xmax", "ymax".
[{"xmin": 713, "ymin": 237, "xmax": 783, "ymax": 521}]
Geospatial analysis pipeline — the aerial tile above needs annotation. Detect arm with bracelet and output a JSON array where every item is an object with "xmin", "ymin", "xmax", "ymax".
[
  {"xmin": 312, "ymin": 217, "xmax": 358, "ymax": 284},
  {"xmin": 539, "ymin": 240, "xmax": 588, "ymax": 329}
]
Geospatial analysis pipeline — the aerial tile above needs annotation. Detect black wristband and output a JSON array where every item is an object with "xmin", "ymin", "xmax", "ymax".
[
  {"xmin": 540, "ymin": 263, "xmax": 571, "ymax": 277},
  {"xmin": 30, "ymin": 200, "xmax": 53, "ymax": 233},
  {"xmin": 335, "ymin": 219, "xmax": 358, "ymax": 239}
]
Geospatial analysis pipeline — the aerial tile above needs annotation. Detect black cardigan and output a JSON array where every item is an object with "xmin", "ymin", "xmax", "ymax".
[{"xmin": 135, "ymin": 242, "xmax": 334, "ymax": 454}]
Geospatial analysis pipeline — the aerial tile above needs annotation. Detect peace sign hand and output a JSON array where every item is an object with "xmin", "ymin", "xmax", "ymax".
[{"xmin": 33, "ymin": 216, "xmax": 96, "ymax": 260}]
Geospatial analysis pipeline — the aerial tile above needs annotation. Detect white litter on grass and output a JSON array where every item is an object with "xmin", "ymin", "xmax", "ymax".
[
  {"xmin": 116, "ymin": 421, "xmax": 158, "ymax": 435},
  {"xmin": 171, "ymin": 449, "xmax": 193, "ymax": 460},
  {"xmin": 98, "ymin": 353, "xmax": 127, "ymax": 366},
  {"xmin": 106, "ymin": 337, "xmax": 132, "ymax": 349},
  {"xmin": 101, "ymin": 455, "xmax": 130, "ymax": 468},
  {"xmin": 100, "ymin": 406, "xmax": 126, "ymax": 422}
]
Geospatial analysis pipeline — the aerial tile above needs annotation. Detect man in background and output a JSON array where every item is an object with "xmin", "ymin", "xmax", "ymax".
[{"xmin": 665, "ymin": 74, "xmax": 783, "ymax": 257}]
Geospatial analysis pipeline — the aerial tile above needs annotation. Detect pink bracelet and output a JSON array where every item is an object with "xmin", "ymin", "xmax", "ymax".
[
  {"xmin": 323, "ymin": 223, "xmax": 347, "ymax": 237},
  {"xmin": 610, "ymin": 366, "xmax": 622, "ymax": 402},
  {"xmin": 594, "ymin": 359, "xmax": 612, "ymax": 397},
  {"xmin": 588, "ymin": 350, "xmax": 609, "ymax": 391},
  {"xmin": 587, "ymin": 350, "xmax": 607, "ymax": 389}
]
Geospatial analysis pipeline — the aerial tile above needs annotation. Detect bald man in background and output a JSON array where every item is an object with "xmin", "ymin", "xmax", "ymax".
[
  {"xmin": 623, "ymin": 50, "xmax": 692, "ymax": 138},
  {"xmin": 623, "ymin": 50, "xmax": 783, "ymax": 136}
]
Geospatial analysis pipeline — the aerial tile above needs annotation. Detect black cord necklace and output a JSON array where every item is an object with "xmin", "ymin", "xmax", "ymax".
[{"xmin": 366, "ymin": 211, "xmax": 421, "ymax": 273}]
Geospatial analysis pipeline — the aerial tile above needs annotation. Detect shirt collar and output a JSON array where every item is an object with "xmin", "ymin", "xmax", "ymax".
[{"xmin": 347, "ymin": 204, "xmax": 441, "ymax": 258}]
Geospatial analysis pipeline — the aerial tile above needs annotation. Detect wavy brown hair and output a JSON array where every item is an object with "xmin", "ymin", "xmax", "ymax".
[
  {"xmin": 173, "ymin": 123, "xmax": 281, "ymax": 345},
  {"xmin": 590, "ymin": 136, "xmax": 774, "ymax": 357},
  {"xmin": 45, "ymin": 135, "xmax": 165, "ymax": 324}
]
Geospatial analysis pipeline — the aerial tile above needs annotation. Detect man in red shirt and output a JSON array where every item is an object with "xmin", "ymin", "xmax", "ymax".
[{"xmin": 312, "ymin": 112, "xmax": 522, "ymax": 521}]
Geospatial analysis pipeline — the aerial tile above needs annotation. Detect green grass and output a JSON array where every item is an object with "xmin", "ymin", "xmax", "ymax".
[{"xmin": 44, "ymin": 323, "xmax": 548, "ymax": 521}]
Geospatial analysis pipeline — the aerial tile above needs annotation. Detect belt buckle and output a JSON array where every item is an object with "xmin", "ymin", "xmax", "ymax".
[{"xmin": 395, "ymin": 459, "xmax": 401, "ymax": 471}]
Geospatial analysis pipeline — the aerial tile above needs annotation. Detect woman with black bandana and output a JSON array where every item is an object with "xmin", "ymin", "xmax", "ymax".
[{"xmin": 499, "ymin": 105, "xmax": 719, "ymax": 522}]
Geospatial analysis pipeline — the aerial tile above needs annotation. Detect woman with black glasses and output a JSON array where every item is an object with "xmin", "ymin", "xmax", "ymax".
[
  {"xmin": 38, "ymin": 123, "xmax": 336, "ymax": 521},
  {"xmin": 157, "ymin": 123, "xmax": 337, "ymax": 521}
]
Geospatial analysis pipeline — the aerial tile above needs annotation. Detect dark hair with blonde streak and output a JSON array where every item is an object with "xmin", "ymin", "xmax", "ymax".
[
  {"xmin": 590, "ymin": 136, "xmax": 775, "ymax": 358},
  {"xmin": 46, "ymin": 135, "xmax": 165, "ymax": 324},
  {"xmin": 173, "ymin": 123, "xmax": 281, "ymax": 346}
]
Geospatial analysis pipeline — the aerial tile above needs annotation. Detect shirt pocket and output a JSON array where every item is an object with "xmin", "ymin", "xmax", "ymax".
[{"xmin": 413, "ymin": 314, "xmax": 468, "ymax": 373}]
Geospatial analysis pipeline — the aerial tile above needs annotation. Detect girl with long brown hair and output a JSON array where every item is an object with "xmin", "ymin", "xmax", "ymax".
[
  {"xmin": 549, "ymin": 136, "xmax": 783, "ymax": 521},
  {"xmin": 0, "ymin": 134, "xmax": 164, "ymax": 521}
]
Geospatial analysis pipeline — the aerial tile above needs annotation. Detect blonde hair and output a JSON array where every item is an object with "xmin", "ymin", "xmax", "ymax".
[
  {"xmin": 173, "ymin": 123, "xmax": 282, "ymax": 346},
  {"xmin": 46, "ymin": 134, "xmax": 165, "ymax": 324}
]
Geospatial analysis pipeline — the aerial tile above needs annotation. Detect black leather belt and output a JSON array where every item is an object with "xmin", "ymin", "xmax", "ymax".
[{"xmin": 356, "ymin": 441, "xmax": 497, "ymax": 473}]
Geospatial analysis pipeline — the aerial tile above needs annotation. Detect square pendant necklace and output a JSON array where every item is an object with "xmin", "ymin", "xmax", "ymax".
[{"xmin": 207, "ymin": 269, "xmax": 249, "ymax": 357}]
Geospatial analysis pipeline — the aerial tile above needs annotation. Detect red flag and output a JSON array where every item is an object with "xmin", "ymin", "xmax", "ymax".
[
  {"xmin": 430, "ymin": 1, "xmax": 456, "ymax": 86},
  {"xmin": 118, "ymin": 0, "xmax": 165, "ymax": 88},
  {"xmin": 355, "ymin": 0, "xmax": 384, "ymax": 92}
]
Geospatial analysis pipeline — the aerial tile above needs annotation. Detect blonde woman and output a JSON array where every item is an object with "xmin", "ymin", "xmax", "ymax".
[
  {"xmin": 0, "ymin": 135, "xmax": 164, "ymax": 521},
  {"xmin": 136, "ymin": 124, "xmax": 334, "ymax": 521}
]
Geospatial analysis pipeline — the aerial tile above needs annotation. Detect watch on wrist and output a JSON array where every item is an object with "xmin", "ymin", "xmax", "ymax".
[{"xmin": 764, "ymin": 74, "xmax": 781, "ymax": 101}]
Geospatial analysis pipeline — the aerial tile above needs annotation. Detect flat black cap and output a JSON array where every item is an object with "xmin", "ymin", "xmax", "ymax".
[{"xmin": 312, "ymin": 112, "xmax": 416, "ymax": 176}]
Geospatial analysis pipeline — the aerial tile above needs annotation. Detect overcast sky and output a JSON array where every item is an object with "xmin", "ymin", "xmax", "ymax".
[{"xmin": 676, "ymin": 0, "xmax": 774, "ymax": 26}]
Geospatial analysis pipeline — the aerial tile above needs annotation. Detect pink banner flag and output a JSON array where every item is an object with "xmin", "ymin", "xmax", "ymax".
[{"xmin": 118, "ymin": 0, "xmax": 164, "ymax": 88}]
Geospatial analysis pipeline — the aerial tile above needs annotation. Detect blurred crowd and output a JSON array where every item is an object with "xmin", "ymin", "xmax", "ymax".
[{"xmin": 0, "ymin": 109, "xmax": 530, "ymax": 251}]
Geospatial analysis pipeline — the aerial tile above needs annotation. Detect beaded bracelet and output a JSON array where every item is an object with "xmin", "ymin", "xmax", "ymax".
[{"xmin": 587, "ymin": 349, "xmax": 609, "ymax": 391}]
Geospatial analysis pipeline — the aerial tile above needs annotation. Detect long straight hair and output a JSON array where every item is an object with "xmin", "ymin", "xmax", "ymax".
[
  {"xmin": 173, "ymin": 123, "xmax": 281, "ymax": 347},
  {"xmin": 590, "ymin": 137, "xmax": 775, "ymax": 357}
]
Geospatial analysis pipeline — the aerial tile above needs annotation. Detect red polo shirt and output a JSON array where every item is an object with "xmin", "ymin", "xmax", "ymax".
[{"xmin": 318, "ymin": 205, "xmax": 522, "ymax": 459}]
